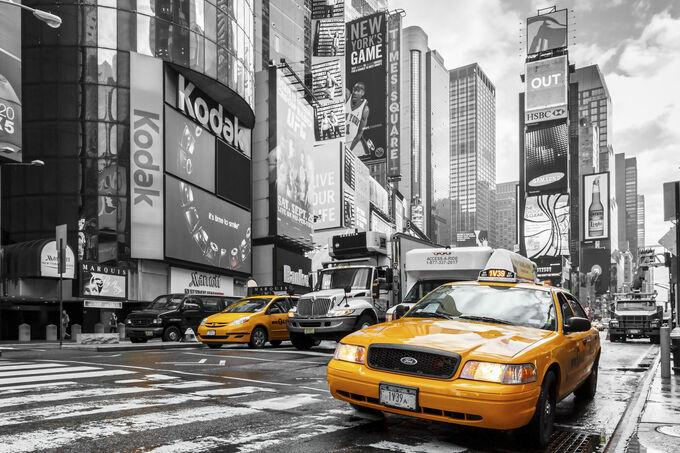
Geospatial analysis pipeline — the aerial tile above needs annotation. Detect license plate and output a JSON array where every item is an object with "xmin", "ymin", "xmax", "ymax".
[
  {"xmin": 380, "ymin": 383, "xmax": 418, "ymax": 411},
  {"xmin": 145, "ymin": 331, "xmax": 153, "ymax": 336},
  {"xmin": 629, "ymin": 329, "xmax": 641, "ymax": 334},
  {"xmin": 206, "ymin": 330, "xmax": 216, "ymax": 336},
  {"xmin": 304, "ymin": 328, "xmax": 315, "ymax": 334}
]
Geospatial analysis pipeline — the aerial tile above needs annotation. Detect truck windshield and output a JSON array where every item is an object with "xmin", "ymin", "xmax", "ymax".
[
  {"xmin": 616, "ymin": 301, "xmax": 655, "ymax": 311},
  {"xmin": 403, "ymin": 279, "xmax": 456, "ymax": 304},
  {"xmin": 149, "ymin": 295, "xmax": 183, "ymax": 310},
  {"xmin": 318, "ymin": 268, "xmax": 372, "ymax": 291}
]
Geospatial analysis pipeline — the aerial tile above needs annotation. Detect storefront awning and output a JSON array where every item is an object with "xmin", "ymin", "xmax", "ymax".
[{"xmin": 2, "ymin": 239, "xmax": 75, "ymax": 279}]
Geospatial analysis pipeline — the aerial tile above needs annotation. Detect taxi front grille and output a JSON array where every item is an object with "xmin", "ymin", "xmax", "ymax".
[
  {"xmin": 297, "ymin": 298, "xmax": 332, "ymax": 317},
  {"xmin": 205, "ymin": 322, "xmax": 228, "ymax": 327},
  {"xmin": 367, "ymin": 344, "xmax": 460, "ymax": 379}
]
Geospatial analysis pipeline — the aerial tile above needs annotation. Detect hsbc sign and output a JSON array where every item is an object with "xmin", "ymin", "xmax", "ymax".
[
  {"xmin": 177, "ymin": 74, "xmax": 251, "ymax": 156},
  {"xmin": 525, "ymin": 56, "xmax": 568, "ymax": 125}
]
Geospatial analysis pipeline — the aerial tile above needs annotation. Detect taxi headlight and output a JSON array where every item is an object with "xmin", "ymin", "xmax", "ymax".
[
  {"xmin": 331, "ymin": 309, "xmax": 355, "ymax": 317},
  {"xmin": 200, "ymin": 318, "xmax": 208, "ymax": 326},
  {"xmin": 333, "ymin": 343, "xmax": 366, "ymax": 364},
  {"xmin": 461, "ymin": 361, "xmax": 537, "ymax": 385},
  {"xmin": 229, "ymin": 316, "xmax": 251, "ymax": 326}
]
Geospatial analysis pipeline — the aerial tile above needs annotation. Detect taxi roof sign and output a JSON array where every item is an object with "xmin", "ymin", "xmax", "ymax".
[{"xmin": 478, "ymin": 250, "xmax": 537, "ymax": 284}]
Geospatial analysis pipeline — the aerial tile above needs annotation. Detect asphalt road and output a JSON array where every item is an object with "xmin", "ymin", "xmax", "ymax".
[{"xmin": 0, "ymin": 332, "xmax": 659, "ymax": 453}]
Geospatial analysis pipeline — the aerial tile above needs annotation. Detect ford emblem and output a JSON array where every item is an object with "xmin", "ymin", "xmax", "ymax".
[{"xmin": 400, "ymin": 357, "xmax": 418, "ymax": 366}]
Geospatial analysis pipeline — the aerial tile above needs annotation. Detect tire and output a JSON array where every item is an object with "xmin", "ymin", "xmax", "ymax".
[
  {"xmin": 522, "ymin": 371, "xmax": 556, "ymax": 448},
  {"xmin": 163, "ymin": 326, "xmax": 181, "ymax": 342},
  {"xmin": 206, "ymin": 343, "xmax": 223, "ymax": 349},
  {"xmin": 350, "ymin": 403, "xmax": 384, "ymax": 416},
  {"xmin": 270, "ymin": 340, "xmax": 282, "ymax": 347},
  {"xmin": 130, "ymin": 338, "xmax": 147, "ymax": 343},
  {"xmin": 574, "ymin": 358, "xmax": 598, "ymax": 401},
  {"xmin": 249, "ymin": 327, "xmax": 268, "ymax": 349},
  {"xmin": 620, "ymin": 335, "xmax": 627, "ymax": 343},
  {"xmin": 355, "ymin": 313, "xmax": 375, "ymax": 331},
  {"xmin": 290, "ymin": 332, "xmax": 314, "ymax": 350}
]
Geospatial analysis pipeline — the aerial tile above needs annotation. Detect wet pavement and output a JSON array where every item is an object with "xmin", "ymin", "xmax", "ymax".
[{"xmin": 0, "ymin": 332, "xmax": 673, "ymax": 452}]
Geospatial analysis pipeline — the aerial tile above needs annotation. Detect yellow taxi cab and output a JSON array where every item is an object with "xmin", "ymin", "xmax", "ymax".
[
  {"xmin": 326, "ymin": 250, "xmax": 600, "ymax": 447},
  {"xmin": 197, "ymin": 293, "xmax": 298, "ymax": 349}
]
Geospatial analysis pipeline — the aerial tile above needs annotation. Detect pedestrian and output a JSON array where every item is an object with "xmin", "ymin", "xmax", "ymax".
[
  {"xmin": 320, "ymin": 112, "xmax": 333, "ymax": 140},
  {"xmin": 331, "ymin": 31, "xmax": 340, "ymax": 56},
  {"xmin": 109, "ymin": 312, "xmax": 118, "ymax": 333},
  {"xmin": 61, "ymin": 310, "xmax": 70, "ymax": 340},
  {"xmin": 329, "ymin": 110, "xmax": 340, "ymax": 138}
]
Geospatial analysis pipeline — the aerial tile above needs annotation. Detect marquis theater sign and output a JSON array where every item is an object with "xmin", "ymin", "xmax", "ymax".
[{"xmin": 177, "ymin": 74, "xmax": 251, "ymax": 156}]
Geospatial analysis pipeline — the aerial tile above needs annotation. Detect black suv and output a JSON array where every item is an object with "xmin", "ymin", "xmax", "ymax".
[{"xmin": 125, "ymin": 294, "xmax": 240, "ymax": 342}]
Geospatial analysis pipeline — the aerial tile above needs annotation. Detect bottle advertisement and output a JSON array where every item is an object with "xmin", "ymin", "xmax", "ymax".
[{"xmin": 583, "ymin": 172, "xmax": 610, "ymax": 241}]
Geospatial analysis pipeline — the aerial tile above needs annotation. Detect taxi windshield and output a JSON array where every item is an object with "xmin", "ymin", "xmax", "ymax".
[
  {"xmin": 405, "ymin": 284, "xmax": 557, "ymax": 331},
  {"xmin": 223, "ymin": 298, "xmax": 273, "ymax": 313},
  {"xmin": 317, "ymin": 268, "xmax": 372, "ymax": 291},
  {"xmin": 403, "ymin": 279, "xmax": 456, "ymax": 304},
  {"xmin": 149, "ymin": 295, "xmax": 183, "ymax": 310}
]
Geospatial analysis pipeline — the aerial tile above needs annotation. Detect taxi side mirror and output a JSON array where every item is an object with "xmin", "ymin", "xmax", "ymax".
[
  {"xmin": 385, "ymin": 268, "xmax": 394, "ymax": 285},
  {"xmin": 564, "ymin": 317, "xmax": 591, "ymax": 333},
  {"xmin": 394, "ymin": 304, "xmax": 409, "ymax": 320}
]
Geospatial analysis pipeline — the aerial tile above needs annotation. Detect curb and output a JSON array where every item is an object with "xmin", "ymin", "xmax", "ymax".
[{"xmin": 61, "ymin": 342, "xmax": 205, "ymax": 352}]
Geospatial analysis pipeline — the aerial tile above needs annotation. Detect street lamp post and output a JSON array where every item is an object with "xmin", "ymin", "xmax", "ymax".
[{"xmin": 0, "ymin": 0, "xmax": 62, "ymax": 28}]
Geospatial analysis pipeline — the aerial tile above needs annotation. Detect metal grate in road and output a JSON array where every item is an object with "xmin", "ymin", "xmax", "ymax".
[{"xmin": 547, "ymin": 429, "xmax": 601, "ymax": 453}]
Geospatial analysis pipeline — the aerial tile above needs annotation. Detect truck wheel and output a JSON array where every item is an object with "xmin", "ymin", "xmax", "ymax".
[
  {"xmin": 290, "ymin": 333, "xmax": 313, "ymax": 350},
  {"xmin": 521, "ymin": 371, "xmax": 556, "ymax": 448},
  {"xmin": 574, "ymin": 358, "xmax": 598, "ymax": 401},
  {"xmin": 620, "ymin": 335, "xmax": 627, "ymax": 343},
  {"xmin": 355, "ymin": 313, "xmax": 374, "ymax": 331},
  {"xmin": 249, "ymin": 327, "xmax": 267, "ymax": 349},
  {"xmin": 163, "ymin": 326, "xmax": 181, "ymax": 342}
]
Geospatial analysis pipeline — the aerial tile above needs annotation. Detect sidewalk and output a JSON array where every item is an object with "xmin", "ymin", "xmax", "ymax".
[{"xmin": 626, "ymin": 358, "xmax": 680, "ymax": 452}]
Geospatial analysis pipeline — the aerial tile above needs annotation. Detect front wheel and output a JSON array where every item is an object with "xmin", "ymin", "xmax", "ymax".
[
  {"xmin": 249, "ymin": 327, "xmax": 268, "ymax": 349},
  {"xmin": 355, "ymin": 313, "xmax": 375, "ymax": 331},
  {"xmin": 163, "ymin": 326, "xmax": 181, "ymax": 342},
  {"xmin": 522, "ymin": 371, "xmax": 556, "ymax": 448}
]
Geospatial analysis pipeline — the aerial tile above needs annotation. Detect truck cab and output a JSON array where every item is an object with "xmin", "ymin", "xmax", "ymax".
[
  {"xmin": 286, "ymin": 232, "xmax": 393, "ymax": 349},
  {"xmin": 608, "ymin": 292, "xmax": 662, "ymax": 343}
]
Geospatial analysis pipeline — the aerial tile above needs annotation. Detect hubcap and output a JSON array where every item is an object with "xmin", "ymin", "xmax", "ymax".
[
  {"xmin": 255, "ymin": 331, "xmax": 264, "ymax": 346},
  {"xmin": 170, "ymin": 331, "xmax": 178, "ymax": 341}
]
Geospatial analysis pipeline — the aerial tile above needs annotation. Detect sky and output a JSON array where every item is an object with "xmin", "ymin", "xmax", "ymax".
[{"xmin": 390, "ymin": 0, "xmax": 680, "ymax": 251}]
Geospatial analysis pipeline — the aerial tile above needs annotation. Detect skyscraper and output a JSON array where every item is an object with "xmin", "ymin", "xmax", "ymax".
[
  {"xmin": 493, "ymin": 181, "xmax": 519, "ymax": 250},
  {"xmin": 625, "ymin": 157, "xmax": 638, "ymax": 259},
  {"xmin": 637, "ymin": 194, "xmax": 645, "ymax": 249},
  {"xmin": 449, "ymin": 63, "xmax": 496, "ymax": 244},
  {"xmin": 572, "ymin": 65, "xmax": 612, "ymax": 171}
]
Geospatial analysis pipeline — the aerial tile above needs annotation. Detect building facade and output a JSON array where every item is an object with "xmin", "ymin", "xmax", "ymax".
[
  {"xmin": 637, "ymin": 194, "xmax": 645, "ymax": 249},
  {"xmin": 572, "ymin": 65, "xmax": 612, "ymax": 171},
  {"xmin": 625, "ymin": 157, "xmax": 638, "ymax": 260},
  {"xmin": 449, "ymin": 63, "xmax": 496, "ymax": 245},
  {"xmin": 492, "ymin": 181, "xmax": 518, "ymax": 250}
]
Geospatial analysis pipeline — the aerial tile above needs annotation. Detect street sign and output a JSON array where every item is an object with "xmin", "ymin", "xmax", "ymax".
[{"xmin": 56, "ymin": 224, "xmax": 67, "ymax": 275}]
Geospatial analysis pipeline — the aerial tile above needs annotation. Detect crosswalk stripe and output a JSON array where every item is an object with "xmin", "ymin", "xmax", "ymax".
[
  {"xmin": 0, "ymin": 386, "xmax": 160, "ymax": 409},
  {"xmin": 151, "ymin": 380, "xmax": 223, "ymax": 389},
  {"xmin": 369, "ymin": 440, "xmax": 467, "ymax": 453},
  {"xmin": 243, "ymin": 394, "xmax": 321, "ymax": 411},
  {"xmin": 0, "ymin": 366, "xmax": 99, "ymax": 378},
  {"xmin": 198, "ymin": 359, "xmax": 207, "ymax": 364},
  {"xmin": 219, "ymin": 360, "xmax": 226, "ymax": 366},
  {"xmin": 0, "ymin": 404, "xmax": 258, "ymax": 452},
  {"xmin": 0, "ymin": 381, "xmax": 77, "ymax": 395},
  {"xmin": 191, "ymin": 386, "xmax": 275, "ymax": 397},
  {"xmin": 0, "ymin": 369, "xmax": 134, "ymax": 386},
  {"xmin": 0, "ymin": 363, "xmax": 69, "ymax": 372}
]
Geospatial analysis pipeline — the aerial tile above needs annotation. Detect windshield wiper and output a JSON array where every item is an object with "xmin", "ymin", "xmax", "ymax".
[
  {"xmin": 457, "ymin": 315, "xmax": 514, "ymax": 325},
  {"xmin": 407, "ymin": 312, "xmax": 454, "ymax": 320}
]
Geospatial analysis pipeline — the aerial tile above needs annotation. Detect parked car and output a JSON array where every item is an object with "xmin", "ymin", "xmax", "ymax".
[{"xmin": 125, "ymin": 294, "xmax": 240, "ymax": 342}]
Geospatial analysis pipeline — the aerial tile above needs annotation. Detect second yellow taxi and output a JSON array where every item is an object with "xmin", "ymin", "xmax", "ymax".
[
  {"xmin": 326, "ymin": 250, "xmax": 601, "ymax": 447},
  {"xmin": 197, "ymin": 294, "xmax": 298, "ymax": 349}
]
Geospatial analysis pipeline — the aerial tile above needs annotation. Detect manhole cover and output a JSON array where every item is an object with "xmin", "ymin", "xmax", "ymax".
[{"xmin": 656, "ymin": 425, "xmax": 680, "ymax": 438}]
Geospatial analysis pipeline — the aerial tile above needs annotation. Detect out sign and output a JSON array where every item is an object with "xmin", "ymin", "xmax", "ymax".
[{"xmin": 530, "ymin": 73, "xmax": 562, "ymax": 89}]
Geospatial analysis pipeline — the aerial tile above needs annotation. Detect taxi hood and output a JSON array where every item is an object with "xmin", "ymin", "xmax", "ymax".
[{"xmin": 347, "ymin": 318, "xmax": 554, "ymax": 360}]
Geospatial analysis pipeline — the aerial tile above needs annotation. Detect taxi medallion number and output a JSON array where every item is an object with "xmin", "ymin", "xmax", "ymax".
[
  {"xmin": 304, "ymin": 328, "xmax": 315, "ymax": 334},
  {"xmin": 379, "ymin": 383, "xmax": 418, "ymax": 411},
  {"xmin": 206, "ymin": 330, "xmax": 216, "ymax": 336}
]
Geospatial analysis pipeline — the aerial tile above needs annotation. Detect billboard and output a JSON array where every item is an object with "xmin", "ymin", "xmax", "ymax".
[
  {"xmin": 130, "ymin": 52, "xmax": 164, "ymax": 259},
  {"xmin": 311, "ymin": 142, "xmax": 342, "ymax": 230},
  {"xmin": 663, "ymin": 181, "xmax": 679, "ymax": 222},
  {"xmin": 583, "ymin": 172, "xmax": 610, "ymax": 241},
  {"xmin": 170, "ymin": 267, "xmax": 235, "ymax": 296},
  {"xmin": 164, "ymin": 105, "xmax": 216, "ymax": 192},
  {"xmin": 165, "ymin": 175, "xmax": 251, "ymax": 273},
  {"xmin": 527, "ymin": 9, "xmax": 568, "ymax": 55},
  {"xmin": 525, "ymin": 122, "xmax": 568, "ymax": 194},
  {"xmin": 0, "ymin": 2, "xmax": 21, "ymax": 162},
  {"xmin": 274, "ymin": 247, "xmax": 312, "ymax": 291},
  {"xmin": 534, "ymin": 256, "xmax": 563, "ymax": 287},
  {"xmin": 269, "ymin": 70, "xmax": 315, "ymax": 242},
  {"xmin": 81, "ymin": 263, "xmax": 128, "ymax": 299},
  {"xmin": 216, "ymin": 140, "xmax": 251, "ymax": 209},
  {"xmin": 581, "ymin": 248, "xmax": 611, "ymax": 296},
  {"xmin": 523, "ymin": 193, "xmax": 570, "ymax": 258},
  {"xmin": 345, "ymin": 12, "xmax": 388, "ymax": 162},
  {"xmin": 386, "ymin": 13, "xmax": 401, "ymax": 178},
  {"xmin": 525, "ymin": 55, "xmax": 568, "ymax": 124},
  {"xmin": 355, "ymin": 158, "xmax": 370, "ymax": 230},
  {"xmin": 455, "ymin": 231, "xmax": 490, "ymax": 247}
]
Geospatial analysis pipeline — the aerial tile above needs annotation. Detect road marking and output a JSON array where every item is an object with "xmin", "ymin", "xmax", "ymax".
[
  {"xmin": 0, "ymin": 386, "xmax": 160, "ymax": 409},
  {"xmin": 369, "ymin": 441, "xmax": 466, "ymax": 453},
  {"xmin": 0, "ymin": 366, "xmax": 100, "ymax": 378},
  {"xmin": 0, "ymin": 363, "xmax": 69, "ymax": 371},
  {"xmin": 243, "ymin": 393, "xmax": 321, "ymax": 411},
  {"xmin": 0, "ymin": 369, "xmax": 134, "ymax": 386},
  {"xmin": 0, "ymin": 381, "xmax": 77, "ymax": 395},
  {"xmin": 82, "ymin": 353, "xmax": 122, "ymax": 358},
  {"xmin": 215, "ymin": 348, "xmax": 333, "ymax": 358},
  {"xmin": 184, "ymin": 351, "xmax": 323, "ymax": 365},
  {"xmin": 0, "ymin": 405, "xmax": 259, "ymax": 452},
  {"xmin": 219, "ymin": 360, "xmax": 226, "ymax": 366},
  {"xmin": 198, "ymin": 358, "xmax": 207, "ymax": 364},
  {"xmin": 192, "ymin": 386, "xmax": 276, "ymax": 397},
  {"xmin": 146, "ymin": 374, "xmax": 178, "ymax": 380},
  {"xmin": 152, "ymin": 380, "xmax": 224, "ymax": 389}
]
